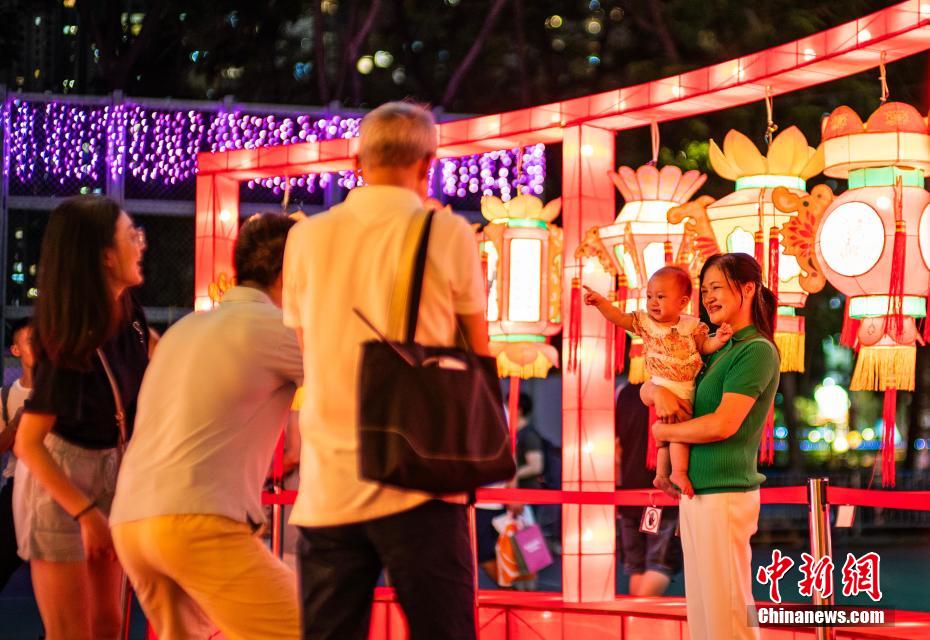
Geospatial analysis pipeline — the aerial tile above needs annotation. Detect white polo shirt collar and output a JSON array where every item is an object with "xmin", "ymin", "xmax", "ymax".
[
  {"xmin": 342, "ymin": 184, "xmax": 424, "ymax": 218},
  {"xmin": 221, "ymin": 285, "xmax": 273, "ymax": 306}
]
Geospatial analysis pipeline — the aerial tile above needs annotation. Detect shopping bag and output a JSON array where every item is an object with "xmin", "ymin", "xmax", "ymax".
[{"xmin": 512, "ymin": 523, "xmax": 554, "ymax": 574}]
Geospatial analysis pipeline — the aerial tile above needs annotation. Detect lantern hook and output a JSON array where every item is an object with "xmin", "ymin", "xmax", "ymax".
[
  {"xmin": 879, "ymin": 51, "xmax": 889, "ymax": 104},
  {"xmin": 649, "ymin": 120, "xmax": 660, "ymax": 166},
  {"xmin": 764, "ymin": 86, "xmax": 778, "ymax": 147}
]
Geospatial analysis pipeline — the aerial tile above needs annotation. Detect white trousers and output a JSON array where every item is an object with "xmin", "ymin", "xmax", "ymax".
[{"xmin": 680, "ymin": 489, "xmax": 760, "ymax": 640}]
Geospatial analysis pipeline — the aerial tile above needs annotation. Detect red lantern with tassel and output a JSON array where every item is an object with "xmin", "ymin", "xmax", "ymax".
[
  {"xmin": 670, "ymin": 126, "xmax": 827, "ymax": 378},
  {"xmin": 816, "ymin": 102, "xmax": 930, "ymax": 487}
]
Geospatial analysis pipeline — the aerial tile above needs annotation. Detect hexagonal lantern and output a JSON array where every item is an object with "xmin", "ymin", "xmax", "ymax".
[
  {"xmin": 479, "ymin": 194, "xmax": 563, "ymax": 379},
  {"xmin": 667, "ymin": 126, "xmax": 828, "ymax": 373},
  {"xmin": 576, "ymin": 163, "xmax": 706, "ymax": 380}
]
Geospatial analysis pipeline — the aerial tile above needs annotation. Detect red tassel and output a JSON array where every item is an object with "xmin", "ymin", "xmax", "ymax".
[
  {"xmin": 508, "ymin": 376, "xmax": 521, "ymax": 456},
  {"xmin": 754, "ymin": 230, "xmax": 765, "ymax": 266},
  {"xmin": 882, "ymin": 388, "xmax": 897, "ymax": 488},
  {"xmin": 768, "ymin": 226, "xmax": 780, "ymax": 301},
  {"xmin": 840, "ymin": 297, "xmax": 860, "ymax": 350},
  {"xmin": 887, "ymin": 222, "xmax": 907, "ymax": 342},
  {"xmin": 568, "ymin": 276, "xmax": 581, "ymax": 372},
  {"xmin": 664, "ymin": 239, "xmax": 673, "ymax": 265},
  {"xmin": 615, "ymin": 274, "xmax": 629, "ymax": 374},
  {"xmin": 604, "ymin": 294, "xmax": 614, "ymax": 379},
  {"xmin": 615, "ymin": 325, "xmax": 627, "ymax": 375},
  {"xmin": 646, "ymin": 405, "xmax": 658, "ymax": 470},
  {"xmin": 887, "ymin": 178, "xmax": 907, "ymax": 342},
  {"xmin": 759, "ymin": 404, "xmax": 775, "ymax": 465}
]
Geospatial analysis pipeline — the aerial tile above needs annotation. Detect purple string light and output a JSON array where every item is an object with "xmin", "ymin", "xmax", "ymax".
[
  {"xmin": 440, "ymin": 144, "xmax": 546, "ymax": 202},
  {"xmin": 4, "ymin": 97, "xmax": 546, "ymax": 200}
]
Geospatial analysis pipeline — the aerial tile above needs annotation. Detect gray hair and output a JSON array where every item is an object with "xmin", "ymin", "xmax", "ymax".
[{"xmin": 358, "ymin": 102, "xmax": 438, "ymax": 168}]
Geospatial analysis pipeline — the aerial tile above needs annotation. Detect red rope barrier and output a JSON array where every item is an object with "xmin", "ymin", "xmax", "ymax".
[
  {"xmin": 262, "ymin": 486, "xmax": 930, "ymax": 510},
  {"xmin": 827, "ymin": 487, "xmax": 930, "ymax": 511},
  {"xmin": 261, "ymin": 486, "xmax": 814, "ymax": 507}
]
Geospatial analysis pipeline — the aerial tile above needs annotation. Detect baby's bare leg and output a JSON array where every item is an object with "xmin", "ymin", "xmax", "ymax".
[{"xmin": 669, "ymin": 443, "xmax": 694, "ymax": 498}]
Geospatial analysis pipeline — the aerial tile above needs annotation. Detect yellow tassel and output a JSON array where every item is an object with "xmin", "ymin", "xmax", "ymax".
[
  {"xmin": 627, "ymin": 355, "xmax": 648, "ymax": 384},
  {"xmin": 495, "ymin": 351, "xmax": 557, "ymax": 379},
  {"xmin": 774, "ymin": 331, "xmax": 805, "ymax": 373},
  {"xmin": 850, "ymin": 345, "xmax": 915, "ymax": 392}
]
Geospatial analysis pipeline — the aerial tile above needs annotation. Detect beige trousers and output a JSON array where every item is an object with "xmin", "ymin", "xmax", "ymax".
[
  {"xmin": 113, "ymin": 514, "xmax": 299, "ymax": 640},
  {"xmin": 679, "ymin": 489, "xmax": 761, "ymax": 640}
]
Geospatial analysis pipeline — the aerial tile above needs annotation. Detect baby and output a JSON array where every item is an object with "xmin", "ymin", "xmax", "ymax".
[{"xmin": 584, "ymin": 266, "xmax": 732, "ymax": 497}]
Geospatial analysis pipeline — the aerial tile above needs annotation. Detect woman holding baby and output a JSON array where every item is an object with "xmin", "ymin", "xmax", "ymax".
[{"xmin": 586, "ymin": 252, "xmax": 780, "ymax": 640}]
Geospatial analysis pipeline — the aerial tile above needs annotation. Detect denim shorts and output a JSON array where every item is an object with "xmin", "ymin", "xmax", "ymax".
[
  {"xmin": 13, "ymin": 432, "xmax": 120, "ymax": 562},
  {"xmin": 618, "ymin": 512, "xmax": 683, "ymax": 576}
]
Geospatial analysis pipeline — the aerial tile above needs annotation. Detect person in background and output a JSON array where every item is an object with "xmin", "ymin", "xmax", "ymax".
[
  {"xmin": 13, "ymin": 195, "xmax": 149, "ymax": 640},
  {"xmin": 514, "ymin": 393, "xmax": 544, "ymax": 490},
  {"xmin": 283, "ymin": 101, "xmax": 488, "ymax": 640},
  {"xmin": 110, "ymin": 213, "xmax": 303, "ymax": 640},
  {"xmin": 0, "ymin": 319, "xmax": 35, "ymax": 592},
  {"xmin": 615, "ymin": 382, "xmax": 682, "ymax": 596}
]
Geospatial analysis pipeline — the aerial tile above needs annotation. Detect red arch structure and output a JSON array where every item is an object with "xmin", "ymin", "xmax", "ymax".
[{"xmin": 196, "ymin": 2, "xmax": 930, "ymax": 636}]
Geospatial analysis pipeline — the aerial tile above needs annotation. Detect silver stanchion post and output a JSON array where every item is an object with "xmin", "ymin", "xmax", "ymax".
[
  {"xmin": 807, "ymin": 477, "xmax": 836, "ymax": 640},
  {"xmin": 271, "ymin": 481, "xmax": 286, "ymax": 559}
]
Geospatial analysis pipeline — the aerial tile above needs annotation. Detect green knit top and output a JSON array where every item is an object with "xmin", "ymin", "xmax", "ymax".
[{"xmin": 689, "ymin": 324, "xmax": 781, "ymax": 495}]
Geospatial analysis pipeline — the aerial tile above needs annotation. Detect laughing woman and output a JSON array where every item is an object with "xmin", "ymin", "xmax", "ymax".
[
  {"xmin": 13, "ymin": 196, "xmax": 149, "ymax": 640},
  {"xmin": 643, "ymin": 253, "xmax": 780, "ymax": 640}
]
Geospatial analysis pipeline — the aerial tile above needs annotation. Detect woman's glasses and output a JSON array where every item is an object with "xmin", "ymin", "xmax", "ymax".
[{"xmin": 130, "ymin": 225, "xmax": 146, "ymax": 250}]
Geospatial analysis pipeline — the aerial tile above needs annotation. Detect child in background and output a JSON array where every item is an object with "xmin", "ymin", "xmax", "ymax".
[
  {"xmin": 0, "ymin": 319, "xmax": 35, "ymax": 592},
  {"xmin": 584, "ymin": 266, "xmax": 732, "ymax": 497}
]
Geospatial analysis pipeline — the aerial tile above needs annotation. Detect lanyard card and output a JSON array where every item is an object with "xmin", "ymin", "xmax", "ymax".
[{"xmin": 639, "ymin": 506, "xmax": 663, "ymax": 535}]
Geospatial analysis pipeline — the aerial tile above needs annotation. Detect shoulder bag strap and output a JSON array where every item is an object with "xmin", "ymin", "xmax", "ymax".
[
  {"xmin": 404, "ymin": 210, "xmax": 435, "ymax": 344},
  {"xmin": 96, "ymin": 348, "xmax": 127, "ymax": 449},
  {"xmin": 387, "ymin": 209, "xmax": 434, "ymax": 342}
]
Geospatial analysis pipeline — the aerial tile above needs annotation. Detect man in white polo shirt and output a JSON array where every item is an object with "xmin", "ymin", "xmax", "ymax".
[
  {"xmin": 283, "ymin": 101, "xmax": 489, "ymax": 640},
  {"xmin": 110, "ymin": 213, "xmax": 303, "ymax": 640}
]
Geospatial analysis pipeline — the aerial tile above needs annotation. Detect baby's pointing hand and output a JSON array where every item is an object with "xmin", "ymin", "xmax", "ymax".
[{"xmin": 582, "ymin": 285, "xmax": 605, "ymax": 307}]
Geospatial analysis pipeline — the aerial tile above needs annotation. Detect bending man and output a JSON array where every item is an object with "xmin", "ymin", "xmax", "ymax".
[{"xmin": 110, "ymin": 213, "xmax": 303, "ymax": 640}]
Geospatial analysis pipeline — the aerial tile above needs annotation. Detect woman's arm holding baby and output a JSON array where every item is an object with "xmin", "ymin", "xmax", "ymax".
[{"xmin": 652, "ymin": 392, "xmax": 755, "ymax": 444}]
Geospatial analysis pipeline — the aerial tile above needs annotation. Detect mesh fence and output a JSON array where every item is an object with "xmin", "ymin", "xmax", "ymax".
[{"xmin": 3, "ymin": 93, "xmax": 553, "ymax": 326}]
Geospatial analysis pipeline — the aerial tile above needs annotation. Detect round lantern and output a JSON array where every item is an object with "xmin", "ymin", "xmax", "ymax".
[
  {"xmin": 479, "ymin": 194, "xmax": 563, "ymax": 378},
  {"xmin": 815, "ymin": 102, "xmax": 930, "ymax": 486},
  {"xmin": 577, "ymin": 164, "xmax": 706, "ymax": 381},
  {"xmin": 668, "ymin": 126, "xmax": 827, "ymax": 372}
]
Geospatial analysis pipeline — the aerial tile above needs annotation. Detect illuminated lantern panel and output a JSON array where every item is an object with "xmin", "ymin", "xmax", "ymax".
[
  {"xmin": 815, "ymin": 101, "xmax": 930, "ymax": 486},
  {"xmin": 919, "ymin": 203, "xmax": 930, "ymax": 269},
  {"xmin": 508, "ymin": 238, "xmax": 543, "ymax": 323},
  {"xmin": 479, "ymin": 194, "xmax": 563, "ymax": 379},
  {"xmin": 818, "ymin": 201, "xmax": 885, "ymax": 277}
]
